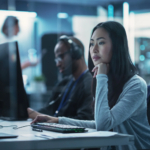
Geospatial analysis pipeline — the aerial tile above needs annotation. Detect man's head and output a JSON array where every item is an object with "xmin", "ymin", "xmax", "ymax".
[
  {"xmin": 2, "ymin": 16, "xmax": 20, "ymax": 38},
  {"xmin": 54, "ymin": 36, "xmax": 84, "ymax": 76}
]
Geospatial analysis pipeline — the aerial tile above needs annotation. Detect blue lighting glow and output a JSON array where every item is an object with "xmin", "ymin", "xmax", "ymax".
[
  {"xmin": 108, "ymin": 5, "xmax": 114, "ymax": 18},
  {"xmin": 140, "ymin": 45, "xmax": 145, "ymax": 51},
  {"xmin": 140, "ymin": 55, "xmax": 145, "ymax": 61},
  {"xmin": 57, "ymin": 13, "xmax": 68, "ymax": 19}
]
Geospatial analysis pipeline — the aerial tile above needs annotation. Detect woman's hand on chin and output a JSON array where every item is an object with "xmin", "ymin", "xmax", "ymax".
[
  {"xmin": 92, "ymin": 63, "xmax": 109, "ymax": 78},
  {"xmin": 31, "ymin": 115, "xmax": 59, "ymax": 124}
]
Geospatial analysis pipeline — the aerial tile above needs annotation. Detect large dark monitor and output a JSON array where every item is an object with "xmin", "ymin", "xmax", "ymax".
[{"xmin": 0, "ymin": 41, "xmax": 29, "ymax": 120}]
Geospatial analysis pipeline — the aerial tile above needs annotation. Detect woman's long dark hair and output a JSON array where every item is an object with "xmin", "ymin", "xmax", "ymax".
[{"xmin": 88, "ymin": 21, "xmax": 137, "ymax": 109}]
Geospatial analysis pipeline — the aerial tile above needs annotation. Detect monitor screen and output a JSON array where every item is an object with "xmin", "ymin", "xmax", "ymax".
[{"xmin": 0, "ymin": 41, "xmax": 29, "ymax": 120}]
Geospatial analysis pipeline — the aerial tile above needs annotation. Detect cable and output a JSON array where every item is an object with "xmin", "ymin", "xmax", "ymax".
[
  {"xmin": 13, "ymin": 125, "xmax": 31, "ymax": 130},
  {"xmin": 0, "ymin": 125, "xmax": 17, "ymax": 129},
  {"xmin": 0, "ymin": 124, "xmax": 31, "ymax": 129}
]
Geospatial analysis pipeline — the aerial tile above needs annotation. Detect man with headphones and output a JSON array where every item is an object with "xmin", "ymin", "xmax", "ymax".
[{"xmin": 27, "ymin": 36, "xmax": 93, "ymax": 120}]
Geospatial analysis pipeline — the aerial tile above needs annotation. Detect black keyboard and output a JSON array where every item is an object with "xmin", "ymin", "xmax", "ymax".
[{"xmin": 31, "ymin": 123, "xmax": 86, "ymax": 133}]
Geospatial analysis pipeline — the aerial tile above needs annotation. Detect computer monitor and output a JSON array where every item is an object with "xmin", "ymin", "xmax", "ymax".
[{"xmin": 0, "ymin": 41, "xmax": 29, "ymax": 120}]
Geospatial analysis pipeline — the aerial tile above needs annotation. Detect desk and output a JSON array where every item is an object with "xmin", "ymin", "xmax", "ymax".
[{"xmin": 0, "ymin": 120, "xmax": 134, "ymax": 150}]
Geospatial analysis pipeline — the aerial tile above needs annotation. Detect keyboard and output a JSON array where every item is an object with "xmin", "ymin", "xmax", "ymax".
[{"xmin": 31, "ymin": 123, "xmax": 86, "ymax": 133}]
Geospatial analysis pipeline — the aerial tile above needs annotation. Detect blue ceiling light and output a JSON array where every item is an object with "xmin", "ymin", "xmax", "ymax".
[
  {"xmin": 140, "ymin": 45, "xmax": 145, "ymax": 51},
  {"xmin": 140, "ymin": 55, "xmax": 145, "ymax": 61},
  {"xmin": 57, "ymin": 12, "xmax": 68, "ymax": 19},
  {"xmin": 108, "ymin": 5, "xmax": 114, "ymax": 18}
]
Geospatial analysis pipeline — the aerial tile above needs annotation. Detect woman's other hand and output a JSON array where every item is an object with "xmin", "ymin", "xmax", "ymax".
[
  {"xmin": 31, "ymin": 115, "xmax": 59, "ymax": 124},
  {"xmin": 92, "ymin": 63, "xmax": 109, "ymax": 78}
]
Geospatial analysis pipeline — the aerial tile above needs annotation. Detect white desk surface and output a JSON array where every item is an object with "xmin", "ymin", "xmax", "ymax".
[{"xmin": 0, "ymin": 120, "xmax": 134, "ymax": 150}]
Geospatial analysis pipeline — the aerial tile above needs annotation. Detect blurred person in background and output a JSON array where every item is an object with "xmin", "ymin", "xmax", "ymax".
[
  {"xmin": 27, "ymin": 35, "xmax": 94, "ymax": 120},
  {"xmin": 1, "ymin": 16, "xmax": 20, "ymax": 41},
  {"xmin": 0, "ymin": 16, "xmax": 38, "ymax": 70}
]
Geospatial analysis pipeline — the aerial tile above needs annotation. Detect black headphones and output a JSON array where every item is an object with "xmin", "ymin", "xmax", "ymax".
[{"xmin": 58, "ymin": 35, "xmax": 83, "ymax": 60}]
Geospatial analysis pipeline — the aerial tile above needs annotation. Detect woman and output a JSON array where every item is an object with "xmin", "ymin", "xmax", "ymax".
[
  {"xmin": 2, "ymin": 16, "xmax": 20, "ymax": 38},
  {"xmin": 31, "ymin": 21, "xmax": 150, "ymax": 150},
  {"xmin": 0, "ymin": 16, "xmax": 39, "ymax": 69}
]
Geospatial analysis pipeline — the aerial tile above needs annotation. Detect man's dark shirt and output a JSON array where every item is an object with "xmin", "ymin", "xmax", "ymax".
[{"xmin": 39, "ymin": 71, "xmax": 94, "ymax": 120}]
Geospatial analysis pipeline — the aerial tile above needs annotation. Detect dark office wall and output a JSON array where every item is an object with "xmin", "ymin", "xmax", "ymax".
[
  {"xmin": 15, "ymin": 1, "xmax": 97, "ymax": 47},
  {"xmin": 15, "ymin": 1, "xmax": 97, "ymax": 48},
  {"xmin": 129, "ymin": 1, "xmax": 150, "ymax": 12},
  {"xmin": 102, "ymin": 2, "xmax": 123, "ymax": 18},
  {"xmin": 0, "ymin": 0, "xmax": 8, "ymax": 9},
  {"xmin": 41, "ymin": 33, "xmax": 58, "ymax": 90},
  {"xmin": 16, "ymin": 1, "xmax": 97, "ymax": 35}
]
